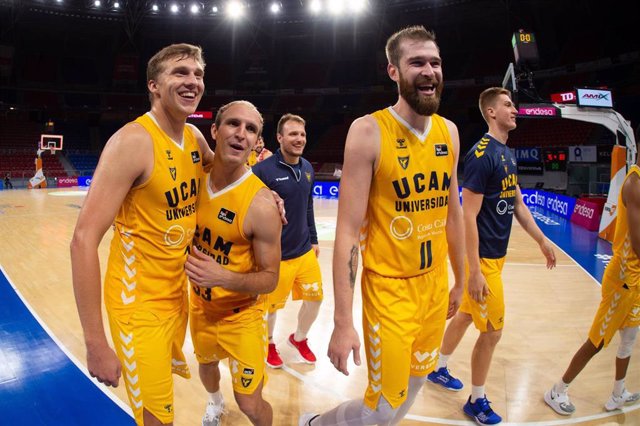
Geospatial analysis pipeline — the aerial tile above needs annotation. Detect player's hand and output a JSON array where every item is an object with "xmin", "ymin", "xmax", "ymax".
[
  {"xmin": 185, "ymin": 247, "xmax": 225, "ymax": 288},
  {"xmin": 86, "ymin": 342, "xmax": 122, "ymax": 387},
  {"xmin": 447, "ymin": 284, "xmax": 463, "ymax": 319},
  {"xmin": 327, "ymin": 325, "xmax": 361, "ymax": 376},
  {"xmin": 467, "ymin": 270, "xmax": 488, "ymax": 303},
  {"xmin": 540, "ymin": 239, "xmax": 557, "ymax": 269},
  {"xmin": 312, "ymin": 244, "xmax": 320, "ymax": 258},
  {"xmin": 271, "ymin": 190, "xmax": 288, "ymax": 225}
]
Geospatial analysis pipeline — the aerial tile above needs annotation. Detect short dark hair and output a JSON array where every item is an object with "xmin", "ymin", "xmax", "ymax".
[{"xmin": 385, "ymin": 25, "xmax": 437, "ymax": 67}]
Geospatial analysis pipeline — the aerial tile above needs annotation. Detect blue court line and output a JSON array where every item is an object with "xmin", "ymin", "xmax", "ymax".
[
  {"xmin": 530, "ymin": 207, "xmax": 612, "ymax": 284},
  {"xmin": 0, "ymin": 266, "xmax": 134, "ymax": 425}
]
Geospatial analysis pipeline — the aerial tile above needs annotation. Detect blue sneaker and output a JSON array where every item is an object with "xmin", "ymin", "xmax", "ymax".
[
  {"xmin": 463, "ymin": 396, "xmax": 502, "ymax": 425},
  {"xmin": 427, "ymin": 367, "xmax": 464, "ymax": 391}
]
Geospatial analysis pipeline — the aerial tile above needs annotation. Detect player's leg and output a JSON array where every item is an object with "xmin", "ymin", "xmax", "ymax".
[
  {"xmin": 290, "ymin": 249, "xmax": 323, "ymax": 363},
  {"xmin": 266, "ymin": 258, "xmax": 295, "ymax": 368}
]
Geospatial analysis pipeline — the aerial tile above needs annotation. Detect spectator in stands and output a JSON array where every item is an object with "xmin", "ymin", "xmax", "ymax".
[
  {"xmin": 247, "ymin": 135, "xmax": 273, "ymax": 166},
  {"xmin": 428, "ymin": 87, "xmax": 556, "ymax": 425},
  {"xmin": 252, "ymin": 113, "xmax": 323, "ymax": 369},
  {"xmin": 70, "ymin": 43, "xmax": 215, "ymax": 426},
  {"xmin": 4, "ymin": 173, "xmax": 13, "ymax": 189}
]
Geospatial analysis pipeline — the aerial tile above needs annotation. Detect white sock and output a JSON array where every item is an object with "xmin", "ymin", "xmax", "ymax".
[
  {"xmin": 294, "ymin": 331, "xmax": 307, "ymax": 341},
  {"xmin": 209, "ymin": 391, "xmax": 223, "ymax": 405},
  {"xmin": 554, "ymin": 380, "xmax": 570, "ymax": 395},
  {"xmin": 613, "ymin": 379, "xmax": 625, "ymax": 397},
  {"xmin": 471, "ymin": 385, "xmax": 485, "ymax": 402},
  {"xmin": 436, "ymin": 354, "xmax": 450, "ymax": 371}
]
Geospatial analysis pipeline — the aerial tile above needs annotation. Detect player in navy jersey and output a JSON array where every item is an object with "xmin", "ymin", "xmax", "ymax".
[{"xmin": 427, "ymin": 87, "xmax": 556, "ymax": 425}]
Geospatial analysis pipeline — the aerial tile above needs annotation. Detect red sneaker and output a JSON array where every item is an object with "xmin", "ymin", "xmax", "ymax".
[
  {"xmin": 288, "ymin": 334, "xmax": 316, "ymax": 364},
  {"xmin": 266, "ymin": 343, "xmax": 283, "ymax": 369}
]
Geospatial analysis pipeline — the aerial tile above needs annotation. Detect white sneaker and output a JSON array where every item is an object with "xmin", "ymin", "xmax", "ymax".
[
  {"xmin": 605, "ymin": 389, "xmax": 640, "ymax": 411},
  {"xmin": 299, "ymin": 413, "xmax": 320, "ymax": 426},
  {"xmin": 544, "ymin": 388, "xmax": 576, "ymax": 415},
  {"xmin": 202, "ymin": 400, "xmax": 226, "ymax": 426}
]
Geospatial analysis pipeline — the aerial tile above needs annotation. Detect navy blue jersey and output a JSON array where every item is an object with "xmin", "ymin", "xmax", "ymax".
[
  {"xmin": 462, "ymin": 134, "xmax": 518, "ymax": 259},
  {"xmin": 252, "ymin": 149, "xmax": 318, "ymax": 260}
]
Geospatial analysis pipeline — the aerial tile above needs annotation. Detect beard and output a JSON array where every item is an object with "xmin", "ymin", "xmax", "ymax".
[{"xmin": 398, "ymin": 72, "xmax": 443, "ymax": 116}]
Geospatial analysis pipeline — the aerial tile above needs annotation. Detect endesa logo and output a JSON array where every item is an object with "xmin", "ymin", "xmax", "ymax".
[
  {"xmin": 313, "ymin": 181, "xmax": 339, "ymax": 199},
  {"xmin": 573, "ymin": 203, "xmax": 595, "ymax": 219},
  {"xmin": 517, "ymin": 106, "xmax": 557, "ymax": 117}
]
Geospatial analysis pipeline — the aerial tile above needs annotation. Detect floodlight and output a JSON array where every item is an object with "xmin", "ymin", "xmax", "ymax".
[
  {"xmin": 309, "ymin": 0, "xmax": 321, "ymax": 14},
  {"xmin": 327, "ymin": 0, "xmax": 343, "ymax": 15},
  {"xmin": 226, "ymin": 1, "xmax": 244, "ymax": 19},
  {"xmin": 151, "ymin": 3, "xmax": 159, "ymax": 11},
  {"xmin": 190, "ymin": 4, "xmax": 200, "ymax": 14},
  {"xmin": 170, "ymin": 3, "xmax": 179, "ymax": 13},
  {"xmin": 270, "ymin": 2, "xmax": 281, "ymax": 14},
  {"xmin": 94, "ymin": 0, "xmax": 101, "ymax": 7}
]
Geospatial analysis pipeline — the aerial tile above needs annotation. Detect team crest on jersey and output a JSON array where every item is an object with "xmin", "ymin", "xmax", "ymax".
[
  {"xmin": 169, "ymin": 167, "xmax": 177, "ymax": 181},
  {"xmin": 166, "ymin": 150, "xmax": 173, "ymax": 160},
  {"xmin": 241, "ymin": 377, "xmax": 252, "ymax": 388},
  {"xmin": 501, "ymin": 154, "xmax": 506, "ymax": 162},
  {"xmin": 306, "ymin": 172, "xmax": 311, "ymax": 182},
  {"xmin": 434, "ymin": 144, "xmax": 448, "ymax": 157},
  {"xmin": 191, "ymin": 150, "xmax": 201, "ymax": 163},
  {"xmin": 397, "ymin": 156, "xmax": 409, "ymax": 170},
  {"xmin": 396, "ymin": 138, "xmax": 407, "ymax": 149},
  {"xmin": 218, "ymin": 208, "xmax": 236, "ymax": 224}
]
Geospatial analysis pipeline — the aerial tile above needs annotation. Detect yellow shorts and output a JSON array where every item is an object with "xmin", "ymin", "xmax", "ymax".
[
  {"xmin": 460, "ymin": 257, "xmax": 506, "ymax": 332},
  {"xmin": 588, "ymin": 271, "xmax": 640, "ymax": 348},
  {"xmin": 190, "ymin": 301, "xmax": 268, "ymax": 395},
  {"xmin": 107, "ymin": 307, "xmax": 190, "ymax": 426},
  {"xmin": 267, "ymin": 249, "xmax": 323, "ymax": 313},
  {"xmin": 361, "ymin": 262, "xmax": 449, "ymax": 410}
]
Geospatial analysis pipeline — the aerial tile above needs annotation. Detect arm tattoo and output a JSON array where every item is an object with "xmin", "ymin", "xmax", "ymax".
[{"xmin": 349, "ymin": 245, "xmax": 359, "ymax": 289}]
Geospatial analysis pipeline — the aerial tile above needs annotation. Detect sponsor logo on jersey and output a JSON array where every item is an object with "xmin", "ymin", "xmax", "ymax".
[
  {"xmin": 191, "ymin": 150, "xmax": 201, "ymax": 163},
  {"xmin": 169, "ymin": 167, "xmax": 177, "ymax": 181},
  {"xmin": 434, "ymin": 144, "xmax": 448, "ymax": 157},
  {"xmin": 275, "ymin": 176, "xmax": 289, "ymax": 181},
  {"xmin": 166, "ymin": 150, "xmax": 173, "ymax": 160},
  {"xmin": 218, "ymin": 208, "xmax": 236, "ymax": 224},
  {"xmin": 396, "ymin": 138, "xmax": 407, "ymax": 149},
  {"xmin": 243, "ymin": 368, "xmax": 255, "ymax": 375},
  {"xmin": 397, "ymin": 156, "xmax": 409, "ymax": 170}
]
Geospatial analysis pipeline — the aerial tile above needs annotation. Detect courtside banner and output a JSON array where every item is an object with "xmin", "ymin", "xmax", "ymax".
[
  {"xmin": 313, "ymin": 181, "xmax": 339, "ymax": 199},
  {"xmin": 57, "ymin": 176, "xmax": 78, "ymax": 188},
  {"xmin": 78, "ymin": 176, "xmax": 92, "ymax": 186},
  {"xmin": 521, "ymin": 189, "xmax": 576, "ymax": 220},
  {"xmin": 571, "ymin": 197, "xmax": 605, "ymax": 231}
]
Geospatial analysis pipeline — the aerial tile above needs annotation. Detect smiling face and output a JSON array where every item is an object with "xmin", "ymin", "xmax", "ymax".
[
  {"xmin": 211, "ymin": 102, "xmax": 262, "ymax": 167},
  {"xmin": 148, "ymin": 55, "xmax": 204, "ymax": 119},
  {"xmin": 277, "ymin": 118, "xmax": 306, "ymax": 164},
  {"xmin": 390, "ymin": 39, "xmax": 443, "ymax": 116},
  {"xmin": 486, "ymin": 93, "xmax": 518, "ymax": 132}
]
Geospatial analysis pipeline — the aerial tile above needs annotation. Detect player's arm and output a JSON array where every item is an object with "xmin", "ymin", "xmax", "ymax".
[
  {"xmin": 329, "ymin": 115, "xmax": 380, "ymax": 376},
  {"xmin": 185, "ymin": 188, "xmax": 281, "ymax": 293},
  {"xmin": 307, "ymin": 169, "xmax": 320, "ymax": 257},
  {"xmin": 622, "ymin": 172, "xmax": 640, "ymax": 257},
  {"xmin": 462, "ymin": 188, "xmax": 487, "ymax": 302},
  {"xmin": 188, "ymin": 123, "xmax": 215, "ymax": 172},
  {"xmin": 70, "ymin": 124, "xmax": 152, "ymax": 387},
  {"xmin": 443, "ymin": 119, "xmax": 465, "ymax": 318},
  {"xmin": 514, "ymin": 186, "xmax": 556, "ymax": 269}
]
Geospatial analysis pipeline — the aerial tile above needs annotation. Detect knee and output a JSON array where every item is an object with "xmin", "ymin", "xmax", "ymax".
[
  {"xmin": 617, "ymin": 327, "xmax": 638, "ymax": 359},
  {"xmin": 480, "ymin": 329, "xmax": 502, "ymax": 346},
  {"xmin": 235, "ymin": 394, "xmax": 265, "ymax": 421}
]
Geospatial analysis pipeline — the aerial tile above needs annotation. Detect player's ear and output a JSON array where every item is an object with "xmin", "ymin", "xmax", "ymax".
[{"xmin": 387, "ymin": 63, "xmax": 400, "ymax": 82}]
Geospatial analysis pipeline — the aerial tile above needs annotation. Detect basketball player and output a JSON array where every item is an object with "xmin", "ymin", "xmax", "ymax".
[
  {"xmin": 247, "ymin": 135, "xmax": 273, "ymax": 167},
  {"xmin": 187, "ymin": 101, "xmax": 281, "ymax": 426},
  {"xmin": 427, "ymin": 87, "xmax": 556, "ymax": 425},
  {"xmin": 544, "ymin": 153, "xmax": 640, "ymax": 415},
  {"xmin": 252, "ymin": 114, "xmax": 323, "ymax": 368},
  {"xmin": 70, "ymin": 44, "xmax": 213, "ymax": 426},
  {"xmin": 299, "ymin": 25, "xmax": 466, "ymax": 425}
]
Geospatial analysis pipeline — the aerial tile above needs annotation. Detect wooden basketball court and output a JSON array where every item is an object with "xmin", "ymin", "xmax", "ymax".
[{"xmin": 0, "ymin": 188, "xmax": 638, "ymax": 425}]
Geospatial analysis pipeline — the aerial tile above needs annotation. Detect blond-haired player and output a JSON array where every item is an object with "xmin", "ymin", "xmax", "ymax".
[
  {"xmin": 186, "ymin": 101, "xmax": 281, "ymax": 426},
  {"xmin": 71, "ymin": 43, "xmax": 213, "ymax": 425},
  {"xmin": 428, "ymin": 87, "xmax": 556, "ymax": 425},
  {"xmin": 300, "ymin": 25, "xmax": 465, "ymax": 426}
]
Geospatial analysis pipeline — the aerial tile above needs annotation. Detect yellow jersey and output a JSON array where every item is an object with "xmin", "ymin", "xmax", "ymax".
[
  {"xmin": 608, "ymin": 165, "xmax": 640, "ymax": 287},
  {"xmin": 104, "ymin": 113, "xmax": 204, "ymax": 319},
  {"xmin": 191, "ymin": 170, "xmax": 267, "ymax": 314},
  {"xmin": 361, "ymin": 108, "xmax": 454, "ymax": 278}
]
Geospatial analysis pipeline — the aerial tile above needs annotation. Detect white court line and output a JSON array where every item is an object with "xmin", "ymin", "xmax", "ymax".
[
  {"xmin": 282, "ymin": 364, "xmax": 347, "ymax": 401},
  {"xmin": 0, "ymin": 265, "xmax": 134, "ymax": 418}
]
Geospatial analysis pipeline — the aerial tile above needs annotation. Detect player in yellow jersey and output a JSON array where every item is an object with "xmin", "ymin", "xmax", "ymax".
[
  {"xmin": 185, "ymin": 101, "xmax": 281, "ymax": 426},
  {"xmin": 427, "ymin": 87, "xmax": 556, "ymax": 425},
  {"xmin": 71, "ymin": 44, "xmax": 214, "ymax": 426},
  {"xmin": 247, "ymin": 136, "xmax": 273, "ymax": 167},
  {"xmin": 299, "ymin": 25, "xmax": 466, "ymax": 426},
  {"xmin": 545, "ymin": 152, "xmax": 640, "ymax": 416}
]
